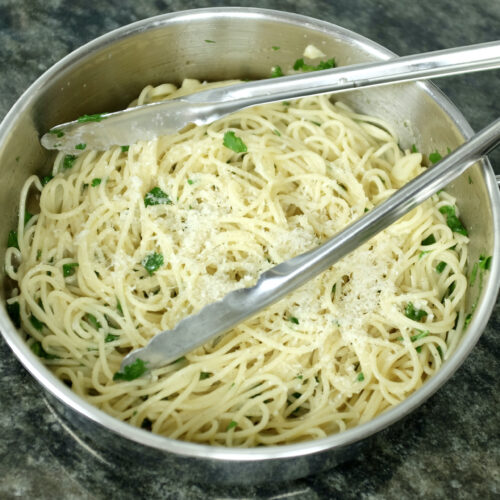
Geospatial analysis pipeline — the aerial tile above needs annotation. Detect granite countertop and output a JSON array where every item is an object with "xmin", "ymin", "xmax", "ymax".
[{"xmin": 0, "ymin": 1, "xmax": 498, "ymax": 498}]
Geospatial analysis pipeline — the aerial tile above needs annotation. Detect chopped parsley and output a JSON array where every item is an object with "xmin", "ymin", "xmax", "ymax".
[
  {"xmin": 405, "ymin": 302, "xmax": 427, "ymax": 322},
  {"xmin": 142, "ymin": 252, "xmax": 164, "ymax": 275},
  {"xmin": 187, "ymin": 179, "xmax": 194, "ymax": 185},
  {"xmin": 468, "ymin": 175, "xmax": 473, "ymax": 184},
  {"xmin": 7, "ymin": 301, "xmax": 20, "ymax": 328},
  {"xmin": 357, "ymin": 372, "xmax": 365, "ymax": 382},
  {"xmin": 113, "ymin": 358, "xmax": 148, "ymax": 381},
  {"xmin": 204, "ymin": 39, "xmax": 216, "ymax": 43},
  {"xmin": 223, "ymin": 131, "xmax": 247, "ymax": 153},
  {"xmin": 288, "ymin": 316, "xmax": 299, "ymax": 325},
  {"xmin": 144, "ymin": 187, "xmax": 172, "ymax": 206},
  {"xmin": 436, "ymin": 261, "xmax": 447, "ymax": 273},
  {"xmin": 85, "ymin": 313, "xmax": 102, "ymax": 330},
  {"xmin": 48, "ymin": 129, "xmax": 65, "ymax": 138},
  {"xmin": 272, "ymin": 46, "xmax": 280, "ymax": 51},
  {"xmin": 270, "ymin": 65, "xmax": 283, "ymax": 78},
  {"xmin": 199, "ymin": 371, "xmax": 211, "ymax": 380},
  {"xmin": 105, "ymin": 333, "xmax": 120, "ymax": 343},
  {"xmin": 272, "ymin": 129, "xmax": 281, "ymax": 136},
  {"xmin": 411, "ymin": 144, "xmax": 418, "ymax": 153},
  {"xmin": 31, "ymin": 341, "xmax": 58, "ymax": 359},
  {"xmin": 173, "ymin": 356, "xmax": 186, "ymax": 364},
  {"xmin": 439, "ymin": 205, "xmax": 468, "ymax": 236},
  {"xmin": 411, "ymin": 330, "xmax": 429, "ymax": 342},
  {"xmin": 62, "ymin": 154, "xmax": 77, "ymax": 169},
  {"xmin": 75, "ymin": 143, "xmax": 86, "ymax": 150},
  {"xmin": 226, "ymin": 420, "xmax": 238, "ymax": 431},
  {"xmin": 62, "ymin": 262, "xmax": 79, "ymax": 277},
  {"xmin": 41, "ymin": 175, "xmax": 53, "ymax": 186},
  {"xmin": 91, "ymin": 178, "xmax": 102, "ymax": 187},
  {"xmin": 24, "ymin": 211, "xmax": 33, "ymax": 225},
  {"xmin": 77, "ymin": 113, "xmax": 105, "ymax": 123},
  {"xmin": 7, "ymin": 230, "xmax": 19, "ymax": 249},
  {"xmin": 121, "ymin": 145, "xmax": 129, "ymax": 152},
  {"xmin": 116, "ymin": 298, "xmax": 123, "ymax": 316},
  {"xmin": 421, "ymin": 234, "xmax": 436, "ymax": 246},
  {"xmin": 29, "ymin": 314, "xmax": 44, "ymax": 330},
  {"xmin": 429, "ymin": 151, "xmax": 442, "ymax": 163},
  {"xmin": 293, "ymin": 57, "xmax": 336, "ymax": 72}
]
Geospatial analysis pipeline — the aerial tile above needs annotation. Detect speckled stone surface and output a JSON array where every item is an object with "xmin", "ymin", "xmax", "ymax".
[{"xmin": 0, "ymin": 1, "xmax": 499, "ymax": 498}]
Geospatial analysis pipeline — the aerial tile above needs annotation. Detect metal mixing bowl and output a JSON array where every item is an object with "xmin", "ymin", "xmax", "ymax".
[{"xmin": 0, "ymin": 8, "xmax": 499, "ymax": 484}]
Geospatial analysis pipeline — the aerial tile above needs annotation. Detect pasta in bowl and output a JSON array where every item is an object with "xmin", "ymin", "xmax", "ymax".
[{"xmin": 6, "ymin": 79, "xmax": 471, "ymax": 446}]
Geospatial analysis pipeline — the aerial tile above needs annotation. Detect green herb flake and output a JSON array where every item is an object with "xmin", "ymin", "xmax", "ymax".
[
  {"xmin": 411, "ymin": 144, "xmax": 418, "ymax": 153},
  {"xmin": 116, "ymin": 298, "xmax": 123, "ymax": 316},
  {"xmin": 223, "ymin": 131, "xmax": 247, "ymax": 153},
  {"xmin": 282, "ymin": 101, "xmax": 290, "ymax": 106},
  {"xmin": 416, "ymin": 346, "xmax": 423, "ymax": 353},
  {"xmin": 48, "ymin": 129, "xmax": 65, "ymax": 138},
  {"xmin": 293, "ymin": 57, "xmax": 336, "ymax": 72},
  {"xmin": 357, "ymin": 372, "xmax": 365, "ymax": 382},
  {"xmin": 187, "ymin": 179, "xmax": 194, "ymax": 185},
  {"xmin": 439, "ymin": 205, "xmax": 468, "ymax": 236},
  {"xmin": 204, "ymin": 39, "xmax": 216, "ymax": 43},
  {"xmin": 270, "ymin": 65, "xmax": 283, "ymax": 78},
  {"xmin": 7, "ymin": 301, "xmax": 20, "ymax": 328},
  {"xmin": 478, "ymin": 254, "xmax": 490, "ymax": 271},
  {"xmin": 174, "ymin": 356, "xmax": 186, "ymax": 364},
  {"xmin": 429, "ymin": 151, "xmax": 442, "ymax": 164},
  {"xmin": 436, "ymin": 261, "xmax": 447, "ymax": 273},
  {"xmin": 421, "ymin": 234, "xmax": 436, "ymax": 246},
  {"xmin": 77, "ymin": 114, "xmax": 105, "ymax": 123},
  {"xmin": 437, "ymin": 345, "xmax": 443, "ymax": 359},
  {"xmin": 62, "ymin": 154, "xmax": 77, "ymax": 170},
  {"xmin": 296, "ymin": 374, "xmax": 303, "ymax": 380},
  {"xmin": 31, "ymin": 341, "xmax": 58, "ymax": 359},
  {"xmin": 41, "ymin": 175, "xmax": 53, "ymax": 186},
  {"xmin": 468, "ymin": 176, "xmax": 473, "ymax": 184},
  {"xmin": 113, "ymin": 358, "xmax": 148, "ymax": 381},
  {"xmin": 144, "ymin": 187, "xmax": 172, "ymax": 206},
  {"xmin": 310, "ymin": 120, "xmax": 321, "ymax": 126},
  {"xmin": 23, "ymin": 211, "xmax": 33, "ymax": 226},
  {"xmin": 199, "ymin": 372, "xmax": 211, "ymax": 380},
  {"xmin": 272, "ymin": 129, "xmax": 281, "ymax": 136},
  {"xmin": 405, "ymin": 302, "xmax": 427, "ymax": 322},
  {"xmin": 121, "ymin": 145, "xmax": 129, "ymax": 153},
  {"xmin": 85, "ymin": 313, "xmax": 102, "ymax": 330},
  {"xmin": 7, "ymin": 230, "xmax": 19, "ymax": 249},
  {"xmin": 271, "ymin": 46, "xmax": 280, "ymax": 51},
  {"xmin": 142, "ymin": 252, "xmax": 164, "ymax": 275},
  {"xmin": 105, "ymin": 333, "xmax": 120, "ymax": 343},
  {"xmin": 288, "ymin": 316, "xmax": 299, "ymax": 325},
  {"xmin": 91, "ymin": 178, "xmax": 102, "ymax": 187},
  {"xmin": 411, "ymin": 330, "xmax": 429, "ymax": 342},
  {"xmin": 29, "ymin": 314, "xmax": 44, "ymax": 331},
  {"xmin": 63, "ymin": 262, "xmax": 79, "ymax": 277},
  {"xmin": 75, "ymin": 143, "xmax": 86, "ymax": 150},
  {"xmin": 226, "ymin": 420, "xmax": 238, "ymax": 431}
]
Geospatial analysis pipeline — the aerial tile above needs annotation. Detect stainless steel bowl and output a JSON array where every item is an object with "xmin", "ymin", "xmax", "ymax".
[{"xmin": 0, "ymin": 8, "xmax": 499, "ymax": 484}]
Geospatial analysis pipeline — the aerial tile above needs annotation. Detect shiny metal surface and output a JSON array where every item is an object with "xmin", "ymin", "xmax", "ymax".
[
  {"xmin": 41, "ymin": 41, "xmax": 500, "ymax": 151},
  {"xmin": 123, "ymin": 119, "xmax": 500, "ymax": 371},
  {"xmin": 0, "ymin": 8, "xmax": 499, "ymax": 484}
]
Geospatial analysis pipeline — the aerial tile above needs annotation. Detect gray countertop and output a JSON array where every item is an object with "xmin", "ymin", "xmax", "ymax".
[{"xmin": 0, "ymin": 1, "xmax": 499, "ymax": 498}]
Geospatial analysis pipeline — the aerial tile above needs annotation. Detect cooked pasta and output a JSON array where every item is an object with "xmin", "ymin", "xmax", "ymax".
[{"xmin": 5, "ymin": 79, "xmax": 469, "ymax": 446}]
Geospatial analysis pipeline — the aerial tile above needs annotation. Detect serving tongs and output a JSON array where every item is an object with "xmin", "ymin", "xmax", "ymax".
[
  {"xmin": 41, "ymin": 41, "xmax": 500, "ymax": 151},
  {"xmin": 120, "ymin": 119, "xmax": 500, "ymax": 372}
]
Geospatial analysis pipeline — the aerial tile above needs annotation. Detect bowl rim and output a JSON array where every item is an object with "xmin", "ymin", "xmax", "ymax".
[{"xmin": 1, "ymin": 6, "xmax": 499, "ymax": 462}]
